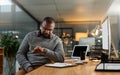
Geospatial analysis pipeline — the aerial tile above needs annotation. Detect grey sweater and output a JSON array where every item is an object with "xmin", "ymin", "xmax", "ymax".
[{"xmin": 16, "ymin": 31, "xmax": 65, "ymax": 71}]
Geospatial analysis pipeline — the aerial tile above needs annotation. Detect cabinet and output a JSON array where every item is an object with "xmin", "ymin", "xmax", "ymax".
[{"xmin": 0, "ymin": 48, "xmax": 4, "ymax": 75}]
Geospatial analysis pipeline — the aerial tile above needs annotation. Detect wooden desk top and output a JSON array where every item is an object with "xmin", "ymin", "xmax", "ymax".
[{"xmin": 26, "ymin": 61, "xmax": 120, "ymax": 75}]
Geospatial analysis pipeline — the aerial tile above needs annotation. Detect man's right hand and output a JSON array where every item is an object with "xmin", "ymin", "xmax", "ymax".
[
  {"xmin": 33, "ymin": 46, "xmax": 44, "ymax": 53},
  {"xmin": 27, "ymin": 66, "xmax": 34, "ymax": 72}
]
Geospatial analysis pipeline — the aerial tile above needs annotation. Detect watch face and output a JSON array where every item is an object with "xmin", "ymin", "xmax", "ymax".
[{"xmin": 43, "ymin": 48, "xmax": 47, "ymax": 53}]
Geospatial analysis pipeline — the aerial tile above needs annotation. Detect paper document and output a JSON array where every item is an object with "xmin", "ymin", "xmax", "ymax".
[{"xmin": 45, "ymin": 63, "xmax": 76, "ymax": 68}]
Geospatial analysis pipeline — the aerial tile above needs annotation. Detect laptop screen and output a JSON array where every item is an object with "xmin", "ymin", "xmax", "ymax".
[{"xmin": 71, "ymin": 45, "xmax": 89, "ymax": 60}]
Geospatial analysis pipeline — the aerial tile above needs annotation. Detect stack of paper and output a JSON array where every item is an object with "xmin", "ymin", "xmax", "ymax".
[{"xmin": 45, "ymin": 63, "xmax": 76, "ymax": 68}]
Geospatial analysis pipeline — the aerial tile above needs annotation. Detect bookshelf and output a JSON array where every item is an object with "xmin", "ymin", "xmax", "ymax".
[{"xmin": 0, "ymin": 48, "xmax": 4, "ymax": 75}]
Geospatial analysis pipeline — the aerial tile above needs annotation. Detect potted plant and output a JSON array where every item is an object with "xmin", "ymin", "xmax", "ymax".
[{"xmin": 0, "ymin": 33, "xmax": 20, "ymax": 75}]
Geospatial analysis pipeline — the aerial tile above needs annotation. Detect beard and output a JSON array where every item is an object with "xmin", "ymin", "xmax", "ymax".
[
  {"xmin": 38, "ymin": 29, "xmax": 52, "ymax": 39},
  {"xmin": 42, "ymin": 33, "xmax": 51, "ymax": 39}
]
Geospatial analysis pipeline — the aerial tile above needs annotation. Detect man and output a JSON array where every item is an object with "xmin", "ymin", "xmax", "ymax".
[{"xmin": 16, "ymin": 17, "xmax": 65, "ymax": 75}]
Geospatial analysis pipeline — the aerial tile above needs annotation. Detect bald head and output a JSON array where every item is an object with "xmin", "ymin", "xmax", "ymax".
[{"xmin": 40, "ymin": 17, "xmax": 55, "ymax": 38}]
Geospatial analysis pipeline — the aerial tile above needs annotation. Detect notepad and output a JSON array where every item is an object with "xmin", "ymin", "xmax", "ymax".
[{"xmin": 45, "ymin": 63, "xmax": 76, "ymax": 68}]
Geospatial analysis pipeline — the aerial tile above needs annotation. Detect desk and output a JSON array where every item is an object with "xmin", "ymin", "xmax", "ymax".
[{"xmin": 25, "ymin": 61, "xmax": 120, "ymax": 75}]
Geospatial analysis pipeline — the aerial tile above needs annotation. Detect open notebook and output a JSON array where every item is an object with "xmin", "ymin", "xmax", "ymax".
[{"xmin": 95, "ymin": 63, "xmax": 120, "ymax": 71}]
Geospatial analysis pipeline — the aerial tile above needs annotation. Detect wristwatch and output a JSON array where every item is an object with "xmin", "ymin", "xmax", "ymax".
[{"xmin": 43, "ymin": 48, "xmax": 47, "ymax": 53}]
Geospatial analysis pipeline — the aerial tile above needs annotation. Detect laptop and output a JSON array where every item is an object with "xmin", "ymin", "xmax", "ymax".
[{"xmin": 71, "ymin": 45, "xmax": 89, "ymax": 60}]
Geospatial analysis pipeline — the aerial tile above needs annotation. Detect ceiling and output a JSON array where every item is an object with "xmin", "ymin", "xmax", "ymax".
[{"xmin": 14, "ymin": 0, "xmax": 114, "ymax": 22}]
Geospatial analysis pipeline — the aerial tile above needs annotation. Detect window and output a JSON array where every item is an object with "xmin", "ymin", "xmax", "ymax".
[
  {"xmin": 0, "ymin": 0, "xmax": 12, "ymax": 12},
  {"xmin": 16, "ymin": 6, "xmax": 22, "ymax": 12},
  {"xmin": 0, "ymin": 5, "xmax": 11, "ymax": 12}
]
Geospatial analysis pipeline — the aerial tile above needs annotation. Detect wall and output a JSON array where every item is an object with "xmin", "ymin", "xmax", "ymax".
[{"xmin": 0, "ymin": 4, "xmax": 37, "ymax": 75}]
